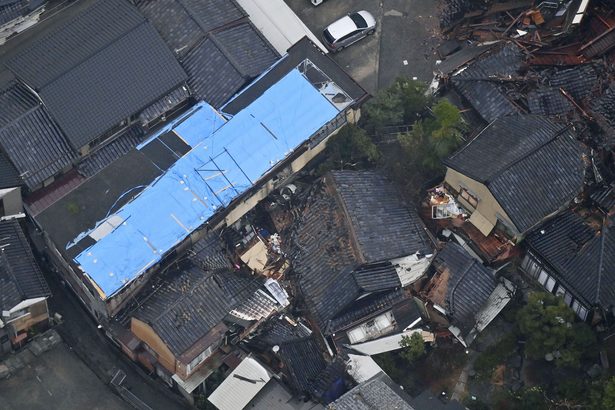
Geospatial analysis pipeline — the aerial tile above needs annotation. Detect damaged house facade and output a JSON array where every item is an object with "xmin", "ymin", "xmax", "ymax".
[
  {"xmin": 420, "ymin": 242, "xmax": 515, "ymax": 346},
  {"xmin": 442, "ymin": 114, "xmax": 586, "ymax": 240},
  {"xmin": 287, "ymin": 170, "xmax": 435, "ymax": 354}
]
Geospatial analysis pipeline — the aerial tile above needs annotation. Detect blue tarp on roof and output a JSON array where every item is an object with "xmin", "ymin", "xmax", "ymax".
[
  {"xmin": 138, "ymin": 101, "xmax": 227, "ymax": 149},
  {"xmin": 74, "ymin": 68, "xmax": 340, "ymax": 298}
]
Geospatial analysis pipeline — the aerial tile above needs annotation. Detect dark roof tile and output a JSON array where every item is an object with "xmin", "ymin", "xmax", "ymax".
[
  {"xmin": 7, "ymin": 0, "xmax": 187, "ymax": 149},
  {"xmin": 445, "ymin": 115, "xmax": 586, "ymax": 233},
  {"xmin": 526, "ymin": 212, "xmax": 615, "ymax": 308},
  {"xmin": 0, "ymin": 219, "xmax": 50, "ymax": 311},
  {"xmin": 0, "ymin": 105, "xmax": 75, "ymax": 189}
]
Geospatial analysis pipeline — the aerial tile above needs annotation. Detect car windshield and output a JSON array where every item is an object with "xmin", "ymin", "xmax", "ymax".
[
  {"xmin": 323, "ymin": 29, "xmax": 336, "ymax": 44},
  {"xmin": 349, "ymin": 12, "xmax": 368, "ymax": 29}
]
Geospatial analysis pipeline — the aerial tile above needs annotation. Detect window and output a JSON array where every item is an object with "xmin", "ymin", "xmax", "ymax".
[
  {"xmin": 187, "ymin": 344, "xmax": 216, "ymax": 374},
  {"xmin": 578, "ymin": 306, "xmax": 589, "ymax": 321},
  {"xmin": 555, "ymin": 286, "xmax": 566, "ymax": 297},
  {"xmin": 538, "ymin": 270, "xmax": 548, "ymax": 286},
  {"xmin": 459, "ymin": 187, "xmax": 478, "ymax": 209},
  {"xmin": 545, "ymin": 277, "xmax": 556, "ymax": 292},
  {"xmin": 349, "ymin": 12, "xmax": 368, "ymax": 28},
  {"xmin": 339, "ymin": 30, "xmax": 360, "ymax": 42},
  {"xmin": 521, "ymin": 256, "xmax": 541, "ymax": 278},
  {"xmin": 564, "ymin": 293, "xmax": 573, "ymax": 306}
]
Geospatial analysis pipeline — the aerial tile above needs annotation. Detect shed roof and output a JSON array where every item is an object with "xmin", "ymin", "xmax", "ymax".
[
  {"xmin": 0, "ymin": 219, "xmax": 50, "ymax": 311},
  {"xmin": 526, "ymin": 211, "xmax": 615, "ymax": 308},
  {"xmin": 6, "ymin": 0, "xmax": 187, "ymax": 149},
  {"xmin": 444, "ymin": 115, "xmax": 586, "ymax": 233},
  {"xmin": 208, "ymin": 355, "xmax": 272, "ymax": 410}
]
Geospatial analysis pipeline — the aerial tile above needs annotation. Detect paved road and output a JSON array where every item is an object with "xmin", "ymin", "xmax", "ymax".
[
  {"xmin": 42, "ymin": 262, "xmax": 188, "ymax": 410},
  {"xmin": 0, "ymin": 342, "xmax": 131, "ymax": 410},
  {"xmin": 285, "ymin": 0, "xmax": 441, "ymax": 93}
]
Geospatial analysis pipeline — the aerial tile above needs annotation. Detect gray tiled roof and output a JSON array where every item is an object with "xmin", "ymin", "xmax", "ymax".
[
  {"xmin": 329, "ymin": 374, "xmax": 415, "ymax": 410},
  {"xmin": 547, "ymin": 65, "xmax": 597, "ymax": 102},
  {"xmin": 0, "ymin": 81, "xmax": 37, "ymax": 128},
  {"xmin": 77, "ymin": 126, "xmax": 145, "ymax": 178},
  {"xmin": 6, "ymin": 0, "xmax": 187, "ymax": 150},
  {"xmin": 353, "ymin": 262, "xmax": 401, "ymax": 292},
  {"xmin": 527, "ymin": 88, "xmax": 573, "ymax": 116},
  {"xmin": 133, "ymin": 265, "xmax": 264, "ymax": 356},
  {"xmin": 329, "ymin": 289, "xmax": 407, "ymax": 333},
  {"xmin": 0, "ymin": 105, "xmax": 75, "ymax": 190},
  {"xmin": 445, "ymin": 115, "xmax": 586, "ymax": 233},
  {"xmin": 435, "ymin": 242, "xmax": 497, "ymax": 335},
  {"xmin": 137, "ymin": 0, "xmax": 278, "ymax": 108},
  {"xmin": 526, "ymin": 212, "xmax": 615, "ymax": 308},
  {"xmin": 0, "ymin": 219, "xmax": 50, "ymax": 312},
  {"xmin": 0, "ymin": 152, "xmax": 20, "ymax": 189},
  {"xmin": 452, "ymin": 43, "xmax": 523, "ymax": 122},
  {"xmin": 330, "ymin": 171, "xmax": 433, "ymax": 261},
  {"xmin": 289, "ymin": 171, "xmax": 431, "ymax": 328},
  {"xmin": 182, "ymin": 37, "xmax": 246, "ymax": 107},
  {"xmin": 277, "ymin": 335, "xmax": 328, "ymax": 395},
  {"xmin": 135, "ymin": 0, "xmax": 244, "ymax": 55}
]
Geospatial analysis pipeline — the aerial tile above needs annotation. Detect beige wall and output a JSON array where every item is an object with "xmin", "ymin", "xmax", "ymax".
[
  {"xmin": 444, "ymin": 168, "xmax": 518, "ymax": 235},
  {"xmin": 10, "ymin": 299, "xmax": 49, "ymax": 333},
  {"xmin": 131, "ymin": 318, "xmax": 176, "ymax": 374}
]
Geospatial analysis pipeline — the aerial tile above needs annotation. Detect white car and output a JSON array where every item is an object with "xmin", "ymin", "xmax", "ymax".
[{"xmin": 322, "ymin": 11, "xmax": 376, "ymax": 52}]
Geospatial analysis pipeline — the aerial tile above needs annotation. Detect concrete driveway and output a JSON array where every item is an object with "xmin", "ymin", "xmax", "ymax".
[{"xmin": 285, "ymin": 0, "xmax": 441, "ymax": 94}]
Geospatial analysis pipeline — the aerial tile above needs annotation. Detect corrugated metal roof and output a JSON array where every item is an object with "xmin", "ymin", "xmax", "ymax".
[{"xmin": 207, "ymin": 356, "xmax": 272, "ymax": 410}]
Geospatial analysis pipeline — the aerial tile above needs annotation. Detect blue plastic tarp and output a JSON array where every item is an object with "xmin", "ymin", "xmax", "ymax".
[{"xmin": 75, "ymin": 68, "xmax": 340, "ymax": 298}]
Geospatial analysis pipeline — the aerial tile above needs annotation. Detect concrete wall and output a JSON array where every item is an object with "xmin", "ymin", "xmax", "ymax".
[
  {"xmin": 131, "ymin": 318, "xmax": 176, "ymax": 374},
  {"xmin": 444, "ymin": 168, "xmax": 518, "ymax": 235}
]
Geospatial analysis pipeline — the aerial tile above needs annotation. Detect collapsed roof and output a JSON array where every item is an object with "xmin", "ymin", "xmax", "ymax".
[{"xmin": 289, "ymin": 170, "xmax": 433, "ymax": 328}]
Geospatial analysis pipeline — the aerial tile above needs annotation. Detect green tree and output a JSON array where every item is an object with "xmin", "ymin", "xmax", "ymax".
[
  {"xmin": 361, "ymin": 77, "xmax": 430, "ymax": 132},
  {"xmin": 516, "ymin": 292, "xmax": 596, "ymax": 368},
  {"xmin": 399, "ymin": 332, "xmax": 425, "ymax": 363},
  {"xmin": 397, "ymin": 99, "xmax": 465, "ymax": 173},
  {"xmin": 318, "ymin": 124, "xmax": 380, "ymax": 173},
  {"xmin": 603, "ymin": 378, "xmax": 615, "ymax": 410}
]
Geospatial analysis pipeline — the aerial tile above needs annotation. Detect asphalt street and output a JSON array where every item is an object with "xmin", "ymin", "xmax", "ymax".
[{"xmin": 285, "ymin": 0, "xmax": 441, "ymax": 93}]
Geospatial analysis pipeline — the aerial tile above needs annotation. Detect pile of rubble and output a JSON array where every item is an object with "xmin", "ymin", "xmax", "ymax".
[{"xmin": 435, "ymin": 0, "xmax": 615, "ymax": 176}]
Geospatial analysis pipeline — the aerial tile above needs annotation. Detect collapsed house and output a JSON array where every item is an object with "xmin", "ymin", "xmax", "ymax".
[
  {"xmin": 420, "ymin": 242, "xmax": 515, "ymax": 347},
  {"xmin": 287, "ymin": 170, "xmax": 434, "ymax": 352}
]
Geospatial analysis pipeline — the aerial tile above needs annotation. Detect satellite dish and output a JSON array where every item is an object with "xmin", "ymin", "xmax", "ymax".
[{"xmin": 272, "ymin": 345, "xmax": 280, "ymax": 353}]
